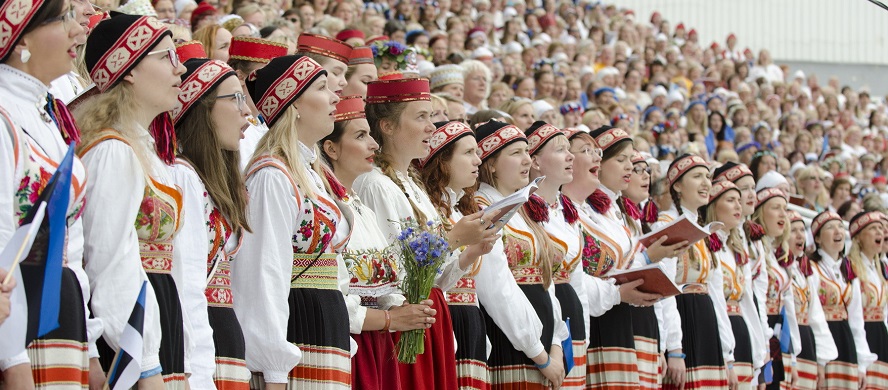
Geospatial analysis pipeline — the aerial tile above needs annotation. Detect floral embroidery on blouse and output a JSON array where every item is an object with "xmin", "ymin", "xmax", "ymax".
[{"xmin": 582, "ymin": 229, "xmax": 615, "ymax": 277}]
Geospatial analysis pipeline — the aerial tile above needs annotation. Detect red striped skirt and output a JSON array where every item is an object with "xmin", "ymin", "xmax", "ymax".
[
  {"xmin": 554, "ymin": 283, "xmax": 586, "ymax": 390},
  {"xmin": 587, "ymin": 303, "xmax": 640, "ymax": 389},
  {"xmin": 824, "ymin": 320, "xmax": 859, "ymax": 390},
  {"xmin": 662, "ymin": 294, "xmax": 728, "ymax": 390},
  {"xmin": 207, "ymin": 306, "xmax": 250, "ymax": 390},
  {"xmin": 481, "ymin": 283, "xmax": 554, "ymax": 390},
  {"xmin": 630, "ymin": 305, "xmax": 661, "ymax": 389},
  {"xmin": 865, "ymin": 321, "xmax": 888, "ymax": 389},
  {"xmin": 22, "ymin": 267, "xmax": 89, "ymax": 389},
  {"xmin": 450, "ymin": 304, "xmax": 489, "ymax": 389}
]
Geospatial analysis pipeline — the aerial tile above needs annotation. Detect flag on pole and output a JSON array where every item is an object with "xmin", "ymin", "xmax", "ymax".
[
  {"xmin": 19, "ymin": 143, "xmax": 75, "ymax": 342},
  {"xmin": 0, "ymin": 203, "xmax": 46, "ymax": 359},
  {"xmin": 106, "ymin": 280, "xmax": 148, "ymax": 390}
]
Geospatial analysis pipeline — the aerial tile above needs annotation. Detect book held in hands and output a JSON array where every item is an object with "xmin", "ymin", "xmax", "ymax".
[{"xmin": 637, "ymin": 214, "xmax": 723, "ymax": 248}]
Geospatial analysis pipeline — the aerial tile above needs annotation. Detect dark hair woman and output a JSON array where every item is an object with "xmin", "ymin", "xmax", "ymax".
[{"xmin": 168, "ymin": 58, "xmax": 251, "ymax": 389}]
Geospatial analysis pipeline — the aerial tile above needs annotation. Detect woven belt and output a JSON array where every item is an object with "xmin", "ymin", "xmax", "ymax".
[
  {"xmin": 513, "ymin": 265, "xmax": 544, "ymax": 285},
  {"xmin": 446, "ymin": 277, "xmax": 477, "ymax": 305},
  {"xmin": 863, "ymin": 306, "xmax": 885, "ymax": 322},
  {"xmin": 140, "ymin": 242, "xmax": 173, "ymax": 274},
  {"xmin": 822, "ymin": 305, "xmax": 848, "ymax": 321},
  {"xmin": 291, "ymin": 253, "xmax": 340, "ymax": 290},
  {"xmin": 797, "ymin": 311, "xmax": 809, "ymax": 326},
  {"xmin": 726, "ymin": 300, "xmax": 741, "ymax": 315}
]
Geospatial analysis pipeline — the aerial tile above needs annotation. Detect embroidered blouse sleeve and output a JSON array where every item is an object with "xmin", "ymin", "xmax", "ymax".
[
  {"xmin": 80, "ymin": 140, "xmax": 162, "ymax": 372},
  {"xmin": 232, "ymin": 167, "xmax": 302, "ymax": 383},
  {"xmin": 0, "ymin": 116, "xmax": 28, "ymax": 370},
  {"xmin": 707, "ymin": 261, "xmax": 735, "ymax": 363},
  {"xmin": 806, "ymin": 271, "xmax": 837, "ymax": 365},
  {"xmin": 847, "ymin": 279, "xmax": 877, "ymax": 373},
  {"xmin": 651, "ymin": 218, "xmax": 682, "ymax": 352},
  {"xmin": 169, "ymin": 163, "xmax": 215, "ymax": 387},
  {"xmin": 474, "ymin": 239, "xmax": 546, "ymax": 359}
]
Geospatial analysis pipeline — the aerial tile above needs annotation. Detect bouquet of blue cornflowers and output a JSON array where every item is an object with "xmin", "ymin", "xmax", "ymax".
[{"xmin": 394, "ymin": 218, "xmax": 449, "ymax": 363}]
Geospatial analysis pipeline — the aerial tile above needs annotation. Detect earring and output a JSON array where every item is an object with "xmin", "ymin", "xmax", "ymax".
[
  {"xmin": 20, "ymin": 49, "xmax": 30, "ymax": 64},
  {"xmin": 297, "ymin": 112, "xmax": 301, "ymax": 120}
]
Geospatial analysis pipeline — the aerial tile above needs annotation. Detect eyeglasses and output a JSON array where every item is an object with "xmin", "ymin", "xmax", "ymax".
[
  {"xmin": 146, "ymin": 47, "xmax": 180, "ymax": 69},
  {"xmin": 41, "ymin": 5, "xmax": 76, "ymax": 26},
  {"xmin": 218, "ymin": 92, "xmax": 247, "ymax": 112},
  {"xmin": 632, "ymin": 166, "xmax": 651, "ymax": 175},
  {"xmin": 573, "ymin": 146, "xmax": 602, "ymax": 157}
]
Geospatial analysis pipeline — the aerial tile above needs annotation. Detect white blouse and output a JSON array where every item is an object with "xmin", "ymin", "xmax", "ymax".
[
  {"xmin": 542, "ymin": 193, "xmax": 588, "ymax": 339},
  {"xmin": 569, "ymin": 196, "xmax": 623, "ymax": 316},
  {"xmin": 473, "ymin": 183, "xmax": 570, "ymax": 358},
  {"xmin": 353, "ymin": 167, "xmax": 466, "ymax": 291},
  {"xmin": 747, "ymin": 233, "xmax": 773, "ymax": 342},
  {"xmin": 169, "ymin": 161, "xmax": 231, "ymax": 390},
  {"xmin": 0, "ymin": 65, "xmax": 98, "ymax": 368},
  {"xmin": 811, "ymin": 250, "xmax": 877, "ymax": 373},
  {"xmin": 80, "ymin": 125, "xmax": 172, "ymax": 373}
]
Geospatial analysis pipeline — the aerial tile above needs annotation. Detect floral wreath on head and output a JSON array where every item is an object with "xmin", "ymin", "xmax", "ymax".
[{"xmin": 369, "ymin": 40, "xmax": 417, "ymax": 72}]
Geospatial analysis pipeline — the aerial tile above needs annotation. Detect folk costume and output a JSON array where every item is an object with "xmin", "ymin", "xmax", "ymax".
[
  {"xmin": 233, "ymin": 55, "xmax": 351, "ymax": 389},
  {"xmin": 80, "ymin": 14, "xmax": 188, "ymax": 387},
  {"xmin": 170, "ymin": 59, "xmax": 250, "ymax": 390},
  {"xmin": 0, "ymin": 12, "xmax": 93, "ymax": 383}
]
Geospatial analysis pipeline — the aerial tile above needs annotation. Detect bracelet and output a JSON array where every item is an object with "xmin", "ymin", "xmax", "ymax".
[
  {"xmin": 534, "ymin": 355, "xmax": 551, "ymax": 370},
  {"xmin": 727, "ymin": 363, "xmax": 734, "ymax": 369},
  {"xmin": 382, "ymin": 310, "xmax": 391, "ymax": 332},
  {"xmin": 642, "ymin": 250, "xmax": 652, "ymax": 265},
  {"xmin": 666, "ymin": 352, "xmax": 686, "ymax": 359}
]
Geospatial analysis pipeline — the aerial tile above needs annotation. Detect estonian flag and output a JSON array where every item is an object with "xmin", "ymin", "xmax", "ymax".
[
  {"xmin": 0, "ymin": 143, "xmax": 74, "ymax": 358},
  {"xmin": 106, "ymin": 280, "xmax": 147, "ymax": 390}
]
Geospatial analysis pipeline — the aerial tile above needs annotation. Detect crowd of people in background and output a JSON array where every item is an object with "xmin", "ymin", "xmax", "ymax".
[{"xmin": 1, "ymin": 0, "xmax": 888, "ymax": 389}]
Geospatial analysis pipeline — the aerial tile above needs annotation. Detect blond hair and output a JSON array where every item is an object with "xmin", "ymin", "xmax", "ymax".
[
  {"xmin": 252, "ymin": 106, "xmax": 317, "ymax": 200},
  {"xmin": 847, "ymin": 240, "xmax": 870, "ymax": 284},
  {"xmin": 751, "ymin": 202, "xmax": 790, "ymax": 257},
  {"xmin": 75, "ymin": 83, "xmax": 157, "ymax": 177}
]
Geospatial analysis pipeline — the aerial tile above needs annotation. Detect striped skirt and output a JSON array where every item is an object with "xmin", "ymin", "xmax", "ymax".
[
  {"xmin": 630, "ymin": 305, "xmax": 661, "ymax": 389},
  {"xmin": 554, "ymin": 283, "xmax": 586, "ymax": 390},
  {"xmin": 728, "ymin": 314, "xmax": 755, "ymax": 386},
  {"xmin": 249, "ymin": 287, "xmax": 351, "ymax": 389},
  {"xmin": 207, "ymin": 306, "xmax": 250, "ymax": 390},
  {"xmin": 765, "ymin": 313, "xmax": 791, "ymax": 390},
  {"xmin": 481, "ymin": 284, "xmax": 554, "ymax": 390},
  {"xmin": 795, "ymin": 325, "xmax": 818, "ymax": 390},
  {"xmin": 865, "ymin": 321, "xmax": 888, "ymax": 389},
  {"xmin": 98, "ymin": 273, "xmax": 186, "ymax": 389},
  {"xmin": 21, "ymin": 266, "xmax": 89, "ymax": 389},
  {"xmin": 587, "ymin": 303, "xmax": 639, "ymax": 389},
  {"xmin": 662, "ymin": 294, "xmax": 728, "ymax": 390},
  {"xmin": 394, "ymin": 288, "xmax": 457, "ymax": 390},
  {"xmin": 824, "ymin": 320, "xmax": 858, "ymax": 390},
  {"xmin": 450, "ymin": 304, "xmax": 489, "ymax": 389},
  {"xmin": 351, "ymin": 330, "xmax": 401, "ymax": 390}
]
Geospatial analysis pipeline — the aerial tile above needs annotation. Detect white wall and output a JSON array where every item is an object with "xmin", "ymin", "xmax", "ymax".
[{"xmin": 612, "ymin": 0, "xmax": 888, "ymax": 64}]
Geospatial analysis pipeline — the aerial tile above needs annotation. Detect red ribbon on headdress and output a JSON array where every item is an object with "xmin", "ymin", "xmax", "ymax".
[
  {"xmin": 523, "ymin": 194, "xmax": 549, "ymax": 223},
  {"xmin": 586, "ymin": 189, "xmax": 612, "ymax": 215},
  {"xmin": 798, "ymin": 255, "xmax": 812, "ymax": 277},
  {"xmin": 707, "ymin": 232, "xmax": 723, "ymax": 252},
  {"xmin": 841, "ymin": 257, "xmax": 857, "ymax": 282},
  {"xmin": 642, "ymin": 200, "xmax": 659, "ymax": 224},
  {"xmin": 149, "ymin": 112, "xmax": 176, "ymax": 165},
  {"xmin": 622, "ymin": 197, "xmax": 642, "ymax": 220},
  {"xmin": 49, "ymin": 97, "xmax": 81, "ymax": 145},
  {"xmin": 776, "ymin": 246, "xmax": 792, "ymax": 268},
  {"xmin": 323, "ymin": 167, "xmax": 347, "ymax": 200},
  {"xmin": 744, "ymin": 220, "xmax": 765, "ymax": 242},
  {"xmin": 560, "ymin": 194, "xmax": 579, "ymax": 224}
]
